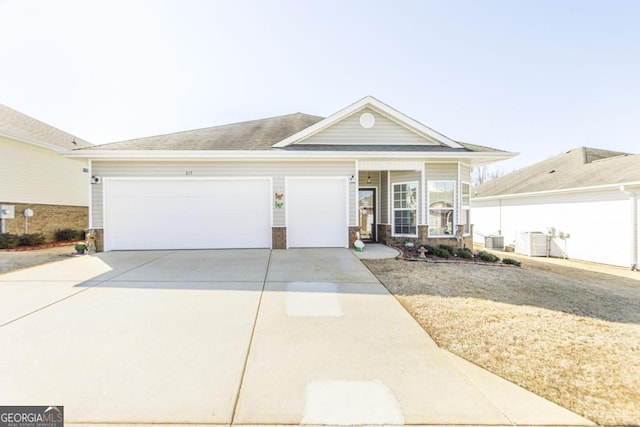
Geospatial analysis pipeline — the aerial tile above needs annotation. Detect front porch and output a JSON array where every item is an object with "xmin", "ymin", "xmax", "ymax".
[{"xmin": 355, "ymin": 166, "xmax": 473, "ymax": 250}]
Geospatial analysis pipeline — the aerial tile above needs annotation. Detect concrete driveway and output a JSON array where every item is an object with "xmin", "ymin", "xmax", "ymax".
[{"xmin": 0, "ymin": 249, "xmax": 592, "ymax": 426}]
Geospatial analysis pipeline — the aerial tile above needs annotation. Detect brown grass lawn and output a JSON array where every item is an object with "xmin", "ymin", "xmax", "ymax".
[{"xmin": 362, "ymin": 258, "xmax": 640, "ymax": 426}]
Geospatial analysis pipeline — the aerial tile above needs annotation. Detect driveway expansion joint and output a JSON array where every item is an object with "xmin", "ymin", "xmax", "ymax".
[
  {"xmin": 0, "ymin": 250, "xmax": 176, "ymax": 328},
  {"xmin": 230, "ymin": 249, "xmax": 272, "ymax": 425}
]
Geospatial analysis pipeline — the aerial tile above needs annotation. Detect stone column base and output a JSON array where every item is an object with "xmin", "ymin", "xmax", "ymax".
[{"xmin": 272, "ymin": 227, "xmax": 287, "ymax": 249}]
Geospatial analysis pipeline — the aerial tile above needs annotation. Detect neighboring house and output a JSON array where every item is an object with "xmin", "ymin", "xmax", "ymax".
[
  {"xmin": 67, "ymin": 96, "xmax": 514, "ymax": 252},
  {"xmin": 0, "ymin": 104, "xmax": 92, "ymax": 241},
  {"xmin": 472, "ymin": 147, "xmax": 640, "ymax": 269}
]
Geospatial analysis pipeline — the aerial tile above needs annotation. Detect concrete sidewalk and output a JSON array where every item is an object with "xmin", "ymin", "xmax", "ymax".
[{"xmin": 0, "ymin": 249, "xmax": 593, "ymax": 425}]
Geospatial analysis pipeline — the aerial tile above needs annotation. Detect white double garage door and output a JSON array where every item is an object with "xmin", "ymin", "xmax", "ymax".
[{"xmin": 104, "ymin": 178, "xmax": 348, "ymax": 251}]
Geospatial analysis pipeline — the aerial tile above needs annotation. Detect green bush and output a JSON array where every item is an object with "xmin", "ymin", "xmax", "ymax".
[
  {"xmin": 432, "ymin": 247, "xmax": 451, "ymax": 258},
  {"xmin": 455, "ymin": 248, "xmax": 473, "ymax": 259},
  {"xmin": 55, "ymin": 228, "xmax": 83, "ymax": 242},
  {"xmin": 438, "ymin": 244, "xmax": 455, "ymax": 254},
  {"xmin": 477, "ymin": 250, "xmax": 500, "ymax": 263},
  {"xmin": 18, "ymin": 233, "xmax": 46, "ymax": 246},
  {"xmin": 502, "ymin": 258, "xmax": 522, "ymax": 267},
  {"xmin": 0, "ymin": 233, "xmax": 20, "ymax": 249}
]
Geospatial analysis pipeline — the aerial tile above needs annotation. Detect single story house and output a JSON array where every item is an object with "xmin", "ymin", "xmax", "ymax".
[
  {"xmin": 67, "ymin": 96, "xmax": 514, "ymax": 252},
  {"xmin": 472, "ymin": 147, "xmax": 640, "ymax": 269},
  {"xmin": 0, "ymin": 104, "xmax": 91, "ymax": 241}
]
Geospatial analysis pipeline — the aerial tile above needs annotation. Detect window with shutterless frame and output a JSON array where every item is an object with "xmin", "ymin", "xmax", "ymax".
[
  {"xmin": 428, "ymin": 180, "xmax": 455, "ymax": 236},
  {"xmin": 392, "ymin": 181, "xmax": 417, "ymax": 236}
]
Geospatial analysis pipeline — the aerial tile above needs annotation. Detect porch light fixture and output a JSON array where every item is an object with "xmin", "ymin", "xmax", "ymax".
[{"xmin": 366, "ymin": 173, "xmax": 372, "ymax": 184}]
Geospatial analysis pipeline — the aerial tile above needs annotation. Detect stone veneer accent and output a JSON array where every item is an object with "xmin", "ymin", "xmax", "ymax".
[
  {"xmin": 348, "ymin": 226, "xmax": 360, "ymax": 248},
  {"xmin": 272, "ymin": 227, "xmax": 287, "ymax": 249},
  {"xmin": 376, "ymin": 224, "xmax": 473, "ymax": 249},
  {"xmin": 92, "ymin": 228, "xmax": 105, "ymax": 252},
  {"xmin": 0, "ymin": 202, "xmax": 88, "ymax": 242}
]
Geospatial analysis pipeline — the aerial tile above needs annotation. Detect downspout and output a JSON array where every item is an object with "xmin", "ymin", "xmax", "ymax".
[
  {"xmin": 620, "ymin": 186, "xmax": 638, "ymax": 271},
  {"xmin": 498, "ymin": 198, "xmax": 502, "ymax": 235}
]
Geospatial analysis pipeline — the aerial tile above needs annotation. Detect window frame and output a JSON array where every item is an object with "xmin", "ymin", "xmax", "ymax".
[
  {"xmin": 460, "ymin": 181, "xmax": 471, "ymax": 236},
  {"xmin": 427, "ymin": 179, "xmax": 456, "ymax": 237},
  {"xmin": 391, "ymin": 181, "xmax": 418, "ymax": 237}
]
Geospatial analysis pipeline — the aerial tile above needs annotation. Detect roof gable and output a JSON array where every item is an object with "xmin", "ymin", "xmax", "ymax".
[{"xmin": 272, "ymin": 96, "xmax": 462, "ymax": 149}]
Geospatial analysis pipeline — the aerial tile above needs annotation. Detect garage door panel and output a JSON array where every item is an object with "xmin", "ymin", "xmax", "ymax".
[
  {"xmin": 105, "ymin": 179, "xmax": 271, "ymax": 250},
  {"xmin": 287, "ymin": 178, "xmax": 347, "ymax": 248}
]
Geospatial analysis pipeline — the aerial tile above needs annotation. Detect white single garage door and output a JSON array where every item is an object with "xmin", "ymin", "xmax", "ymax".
[
  {"xmin": 104, "ymin": 178, "xmax": 271, "ymax": 250},
  {"xmin": 287, "ymin": 178, "xmax": 348, "ymax": 248}
]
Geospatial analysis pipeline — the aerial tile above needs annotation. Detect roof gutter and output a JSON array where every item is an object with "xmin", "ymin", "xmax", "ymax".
[
  {"xmin": 620, "ymin": 185, "xmax": 639, "ymax": 271},
  {"xmin": 62, "ymin": 149, "xmax": 515, "ymax": 165},
  {"xmin": 474, "ymin": 181, "xmax": 640, "ymax": 201}
]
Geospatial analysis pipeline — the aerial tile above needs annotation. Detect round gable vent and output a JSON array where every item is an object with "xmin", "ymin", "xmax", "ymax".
[{"xmin": 359, "ymin": 112, "xmax": 375, "ymax": 128}]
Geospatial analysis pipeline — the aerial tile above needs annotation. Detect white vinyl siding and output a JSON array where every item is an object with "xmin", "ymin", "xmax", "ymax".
[
  {"xmin": 472, "ymin": 190, "xmax": 634, "ymax": 267},
  {"xmin": 459, "ymin": 163, "xmax": 472, "ymax": 183},
  {"xmin": 426, "ymin": 163, "xmax": 458, "ymax": 181},
  {"xmin": 91, "ymin": 160, "xmax": 356, "ymax": 228},
  {"xmin": 0, "ymin": 136, "xmax": 88, "ymax": 206},
  {"xmin": 358, "ymin": 170, "xmax": 381, "ymax": 187},
  {"xmin": 300, "ymin": 108, "xmax": 440, "ymax": 146}
]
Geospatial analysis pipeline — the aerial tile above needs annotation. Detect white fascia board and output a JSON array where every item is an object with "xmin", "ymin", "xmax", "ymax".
[
  {"xmin": 473, "ymin": 181, "xmax": 640, "ymax": 201},
  {"xmin": 0, "ymin": 131, "xmax": 67, "ymax": 153},
  {"xmin": 63, "ymin": 149, "xmax": 515, "ymax": 164},
  {"xmin": 272, "ymin": 95, "xmax": 463, "ymax": 149}
]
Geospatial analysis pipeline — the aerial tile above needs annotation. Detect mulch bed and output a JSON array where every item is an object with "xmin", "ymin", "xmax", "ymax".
[
  {"xmin": 0, "ymin": 241, "xmax": 78, "ymax": 252},
  {"xmin": 394, "ymin": 245, "xmax": 516, "ymax": 266}
]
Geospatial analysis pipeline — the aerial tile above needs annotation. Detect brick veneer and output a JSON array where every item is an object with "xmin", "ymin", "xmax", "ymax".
[
  {"xmin": 0, "ymin": 202, "xmax": 88, "ymax": 242},
  {"xmin": 376, "ymin": 223, "xmax": 473, "ymax": 249},
  {"xmin": 272, "ymin": 227, "xmax": 286, "ymax": 249}
]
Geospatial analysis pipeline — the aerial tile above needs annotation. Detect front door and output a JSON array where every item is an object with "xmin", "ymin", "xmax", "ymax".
[{"xmin": 358, "ymin": 188, "xmax": 376, "ymax": 242}]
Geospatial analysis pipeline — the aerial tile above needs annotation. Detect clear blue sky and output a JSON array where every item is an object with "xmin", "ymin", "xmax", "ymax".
[{"xmin": 1, "ymin": 0, "xmax": 638, "ymax": 172}]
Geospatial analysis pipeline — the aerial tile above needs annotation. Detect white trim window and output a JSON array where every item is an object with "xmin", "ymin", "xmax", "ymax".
[
  {"xmin": 428, "ymin": 180, "xmax": 455, "ymax": 236},
  {"xmin": 392, "ymin": 181, "xmax": 417, "ymax": 236},
  {"xmin": 461, "ymin": 181, "xmax": 471, "ymax": 235}
]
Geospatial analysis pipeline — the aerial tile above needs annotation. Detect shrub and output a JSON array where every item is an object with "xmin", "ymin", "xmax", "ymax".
[
  {"xmin": 55, "ymin": 228, "xmax": 83, "ymax": 242},
  {"xmin": 432, "ymin": 247, "xmax": 451, "ymax": 258},
  {"xmin": 439, "ymin": 244, "xmax": 455, "ymax": 254},
  {"xmin": 0, "ymin": 233, "xmax": 20, "ymax": 249},
  {"xmin": 18, "ymin": 233, "xmax": 46, "ymax": 246},
  {"xmin": 477, "ymin": 250, "xmax": 500, "ymax": 263},
  {"xmin": 502, "ymin": 258, "xmax": 522, "ymax": 267},
  {"xmin": 455, "ymin": 248, "xmax": 473, "ymax": 259}
]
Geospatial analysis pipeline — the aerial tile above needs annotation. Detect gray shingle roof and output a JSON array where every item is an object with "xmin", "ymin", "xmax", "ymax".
[
  {"xmin": 0, "ymin": 104, "xmax": 92, "ymax": 150},
  {"xmin": 473, "ymin": 147, "xmax": 640, "ymax": 197},
  {"xmin": 81, "ymin": 113, "xmax": 325, "ymax": 151},
  {"xmin": 76, "ymin": 113, "xmax": 507, "ymax": 154}
]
